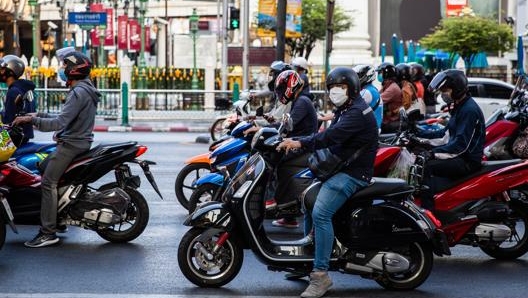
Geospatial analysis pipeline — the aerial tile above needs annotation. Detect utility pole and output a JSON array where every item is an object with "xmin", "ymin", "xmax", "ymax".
[
  {"xmin": 325, "ymin": 0, "xmax": 335, "ymax": 77},
  {"xmin": 276, "ymin": 0, "xmax": 286, "ymax": 61}
]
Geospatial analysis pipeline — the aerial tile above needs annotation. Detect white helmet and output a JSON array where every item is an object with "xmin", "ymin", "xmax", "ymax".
[{"xmin": 291, "ymin": 57, "xmax": 309, "ymax": 71}]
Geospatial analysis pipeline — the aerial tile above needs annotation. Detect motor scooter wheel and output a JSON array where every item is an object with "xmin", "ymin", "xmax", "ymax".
[
  {"xmin": 175, "ymin": 163, "xmax": 211, "ymax": 209},
  {"xmin": 375, "ymin": 242, "xmax": 433, "ymax": 290},
  {"xmin": 187, "ymin": 183, "xmax": 220, "ymax": 214},
  {"xmin": 0, "ymin": 220, "xmax": 6, "ymax": 250},
  {"xmin": 479, "ymin": 199, "xmax": 528, "ymax": 260},
  {"xmin": 210, "ymin": 118, "xmax": 226, "ymax": 141},
  {"xmin": 178, "ymin": 227, "xmax": 243, "ymax": 288}
]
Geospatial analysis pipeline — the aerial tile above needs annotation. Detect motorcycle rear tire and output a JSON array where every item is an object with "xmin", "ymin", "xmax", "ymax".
[
  {"xmin": 175, "ymin": 163, "xmax": 211, "ymax": 210},
  {"xmin": 178, "ymin": 227, "xmax": 243, "ymax": 288},
  {"xmin": 96, "ymin": 183, "xmax": 150, "ymax": 243},
  {"xmin": 479, "ymin": 200, "xmax": 528, "ymax": 260},
  {"xmin": 0, "ymin": 220, "xmax": 6, "ymax": 250},
  {"xmin": 187, "ymin": 183, "xmax": 220, "ymax": 214},
  {"xmin": 375, "ymin": 242, "xmax": 433, "ymax": 290},
  {"xmin": 210, "ymin": 118, "xmax": 226, "ymax": 142}
]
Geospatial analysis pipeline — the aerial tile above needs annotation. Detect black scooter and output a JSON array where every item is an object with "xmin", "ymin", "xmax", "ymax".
[{"xmin": 177, "ymin": 120, "xmax": 451, "ymax": 290}]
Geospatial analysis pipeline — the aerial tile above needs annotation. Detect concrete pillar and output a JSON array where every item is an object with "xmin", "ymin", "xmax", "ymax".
[
  {"xmin": 204, "ymin": 57, "xmax": 216, "ymax": 112},
  {"xmin": 330, "ymin": 0, "xmax": 373, "ymax": 67},
  {"xmin": 119, "ymin": 56, "xmax": 135, "ymax": 113}
]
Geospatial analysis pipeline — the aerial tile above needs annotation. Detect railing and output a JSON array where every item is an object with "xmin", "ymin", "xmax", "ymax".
[{"xmin": 0, "ymin": 86, "xmax": 329, "ymax": 120}]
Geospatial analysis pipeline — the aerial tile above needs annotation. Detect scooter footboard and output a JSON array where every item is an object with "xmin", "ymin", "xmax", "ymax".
[{"xmin": 184, "ymin": 201, "xmax": 232, "ymax": 230}]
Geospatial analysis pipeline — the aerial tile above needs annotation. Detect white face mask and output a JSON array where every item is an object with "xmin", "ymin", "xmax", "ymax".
[{"xmin": 329, "ymin": 87, "xmax": 348, "ymax": 107}]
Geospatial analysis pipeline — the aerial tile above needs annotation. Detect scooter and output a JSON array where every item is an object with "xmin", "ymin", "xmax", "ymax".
[
  {"xmin": 0, "ymin": 140, "xmax": 163, "ymax": 243},
  {"xmin": 377, "ymin": 110, "xmax": 528, "ymax": 260},
  {"xmin": 175, "ymin": 106, "xmax": 265, "ymax": 209},
  {"xmin": 177, "ymin": 120, "xmax": 450, "ymax": 289}
]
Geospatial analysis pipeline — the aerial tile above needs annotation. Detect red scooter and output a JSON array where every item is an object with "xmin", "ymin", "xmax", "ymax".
[{"xmin": 376, "ymin": 109, "xmax": 528, "ymax": 260}]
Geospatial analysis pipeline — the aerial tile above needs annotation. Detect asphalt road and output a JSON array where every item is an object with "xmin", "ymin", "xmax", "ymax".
[{"xmin": 0, "ymin": 131, "xmax": 526, "ymax": 298}]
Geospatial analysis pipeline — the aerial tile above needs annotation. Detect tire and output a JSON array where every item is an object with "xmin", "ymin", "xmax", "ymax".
[
  {"xmin": 376, "ymin": 242, "xmax": 433, "ymax": 290},
  {"xmin": 480, "ymin": 200, "xmax": 528, "ymax": 260},
  {"xmin": 0, "ymin": 221, "xmax": 6, "ymax": 250},
  {"xmin": 188, "ymin": 183, "xmax": 220, "ymax": 214},
  {"xmin": 210, "ymin": 118, "xmax": 226, "ymax": 141},
  {"xmin": 178, "ymin": 227, "xmax": 243, "ymax": 288},
  {"xmin": 96, "ymin": 184, "xmax": 150, "ymax": 243},
  {"xmin": 175, "ymin": 163, "xmax": 211, "ymax": 210}
]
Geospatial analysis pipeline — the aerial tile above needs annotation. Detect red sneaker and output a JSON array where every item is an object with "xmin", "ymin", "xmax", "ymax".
[
  {"xmin": 272, "ymin": 218, "xmax": 299, "ymax": 228},
  {"xmin": 265, "ymin": 199, "xmax": 277, "ymax": 210}
]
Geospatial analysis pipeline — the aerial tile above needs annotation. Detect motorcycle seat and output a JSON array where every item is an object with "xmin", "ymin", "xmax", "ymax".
[
  {"xmin": 351, "ymin": 177, "xmax": 414, "ymax": 201},
  {"xmin": 435, "ymin": 159, "xmax": 521, "ymax": 193},
  {"xmin": 12, "ymin": 142, "xmax": 55, "ymax": 158},
  {"xmin": 76, "ymin": 142, "xmax": 138, "ymax": 160}
]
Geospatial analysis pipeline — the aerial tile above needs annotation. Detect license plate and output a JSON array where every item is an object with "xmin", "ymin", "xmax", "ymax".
[{"xmin": 1, "ymin": 198, "xmax": 14, "ymax": 221}]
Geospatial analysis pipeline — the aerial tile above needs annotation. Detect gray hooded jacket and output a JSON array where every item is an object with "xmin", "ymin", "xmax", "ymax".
[{"xmin": 32, "ymin": 78, "xmax": 101, "ymax": 148}]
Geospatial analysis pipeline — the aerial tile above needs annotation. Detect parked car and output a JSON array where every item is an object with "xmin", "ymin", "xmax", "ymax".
[{"xmin": 436, "ymin": 77, "xmax": 514, "ymax": 119}]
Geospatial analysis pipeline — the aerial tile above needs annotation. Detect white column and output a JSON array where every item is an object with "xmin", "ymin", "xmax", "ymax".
[
  {"xmin": 204, "ymin": 57, "xmax": 216, "ymax": 112},
  {"xmin": 330, "ymin": 0, "xmax": 373, "ymax": 67}
]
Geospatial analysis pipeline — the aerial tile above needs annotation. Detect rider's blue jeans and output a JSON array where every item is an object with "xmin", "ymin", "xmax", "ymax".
[{"xmin": 304, "ymin": 172, "xmax": 368, "ymax": 271}]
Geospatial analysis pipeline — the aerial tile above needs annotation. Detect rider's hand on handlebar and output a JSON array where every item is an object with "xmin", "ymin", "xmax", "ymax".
[
  {"xmin": 263, "ymin": 114, "xmax": 275, "ymax": 123},
  {"xmin": 276, "ymin": 138, "xmax": 302, "ymax": 154},
  {"xmin": 12, "ymin": 115, "xmax": 33, "ymax": 126},
  {"xmin": 243, "ymin": 126, "xmax": 260, "ymax": 136}
]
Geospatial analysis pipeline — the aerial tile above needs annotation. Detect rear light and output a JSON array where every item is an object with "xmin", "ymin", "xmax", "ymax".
[
  {"xmin": 1, "ymin": 168, "xmax": 12, "ymax": 177},
  {"xmin": 424, "ymin": 209, "xmax": 442, "ymax": 228},
  {"xmin": 135, "ymin": 146, "xmax": 148, "ymax": 157}
]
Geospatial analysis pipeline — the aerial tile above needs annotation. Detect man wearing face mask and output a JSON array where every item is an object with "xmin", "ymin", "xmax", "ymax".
[
  {"xmin": 415, "ymin": 69, "xmax": 485, "ymax": 211},
  {"xmin": 13, "ymin": 51, "xmax": 101, "ymax": 248},
  {"xmin": 277, "ymin": 67, "xmax": 378, "ymax": 298}
]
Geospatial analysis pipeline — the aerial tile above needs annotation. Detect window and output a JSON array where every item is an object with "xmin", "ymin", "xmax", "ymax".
[{"xmin": 482, "ymin": 84, "xmax": 513, "ymax": 99}]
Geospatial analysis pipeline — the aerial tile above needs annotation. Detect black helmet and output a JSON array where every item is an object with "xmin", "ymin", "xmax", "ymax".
[
  {"xmin": 409, "ymin": 62, "xmax": 425, "ymax": 81},
  {"xmin": 428, "ymin": 69, "xmax": 468, "ymax": 100},
  {"xmin": 268, "ymin": 60, "xmax": 291, "ymax": 91},
  {"xmin": 0, "ymin": 55, "xmax": 25, "ymax": 79},
  {"xmin": 62, "ymin": 51, "xmax": 92, "ymax": 80},
  {"xmin": 375, "ymin": 62, "xmax": 397, "ymax": 80},
  {"xmin": 395, "ymin": 63, "xmax": 411, "ymax": 82},
  {"xmin": 352, "ymin": 64, "xmax": 376, "ymax": 88},
  {"xmin": 325, "ymin": 67, "xmax": 360, "ymax": 98}
]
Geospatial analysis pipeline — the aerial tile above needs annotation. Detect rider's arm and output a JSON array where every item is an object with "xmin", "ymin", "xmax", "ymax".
[
  {"xmin": 31, "ymin": 92, "xmax": 85, "ymax": 132},
  {"xmin": 2, "ymin": 89, "xmax": 17, "ymax": 124},
  {"xmin": 433, "ymin": 109, "xmax": 481, "ymax": 156}
]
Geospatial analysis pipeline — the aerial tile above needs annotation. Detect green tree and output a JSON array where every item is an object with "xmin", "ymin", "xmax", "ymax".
[
  {"xmin": 420, "ymin": 15, "xmax": 514, "ymax": 75},
  {"xmin": 286, "ymin": 0, "xmax": 352, "ymax": 60}
]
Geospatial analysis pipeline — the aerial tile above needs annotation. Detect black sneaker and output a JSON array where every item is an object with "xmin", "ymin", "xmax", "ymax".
[
  {"xmin": 56, "ymin": 224, "xmax": 68, "ymax": 234},
  {"xmin": 24, "ymin": 232, "xmax": 59, "ymax": 248}
]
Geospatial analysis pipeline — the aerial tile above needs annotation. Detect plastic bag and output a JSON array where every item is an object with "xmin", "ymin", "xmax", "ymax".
[
  {"xmin": 387, "ymin": 148, "xmax": 416, "ymax": 181},
  {"xmin": 0, "ymin": 126, "xmax": 16, "ymax": 162}
]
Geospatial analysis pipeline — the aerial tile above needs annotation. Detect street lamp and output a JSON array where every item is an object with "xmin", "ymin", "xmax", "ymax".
[
  {"xmin": 28, "ymin": 0, "xmax": 40, "ymax": 85},
  {"xmin": 137, "ymin": 0, "xmax": 148, "ymax": 109},
  {"xmin": 189, "ymin": 8, "xmax": 199, "ymax": 90}
]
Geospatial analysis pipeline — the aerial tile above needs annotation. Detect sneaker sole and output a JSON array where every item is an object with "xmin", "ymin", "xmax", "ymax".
[
  {"xmin": 24, "ymin": 237, "xmax": 60, "ymax": 248},
  {"xmin": 272, "ymin": 223, "xmax": 299, "ymax": 228}
]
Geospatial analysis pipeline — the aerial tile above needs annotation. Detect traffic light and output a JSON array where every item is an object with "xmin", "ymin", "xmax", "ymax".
[{"xmin": 229, "ymin": 7, "xmax": 240, "ymax": 30}]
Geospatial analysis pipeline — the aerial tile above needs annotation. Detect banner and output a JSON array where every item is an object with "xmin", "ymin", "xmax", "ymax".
[
  {"xmin": 104, "ymin": 8, "xmax": 114, "ymax": 46},
  {"xmin": 257, "ymin": 0, "xmax": 302, "ymax": 38},
  {"xmin": 129, "ymin": 19, "xmax": 140, "ymax": 51},
  {"xmin": 89, "ymin": 3, "xmax": 105, "ymax": 47},
  {"xmin": 117, "ymin": 15, "xmax": 128, "ymax": 50},
  {"xmin": 445, "ymin": 0, "xmax": 468, "ymax": 17}
]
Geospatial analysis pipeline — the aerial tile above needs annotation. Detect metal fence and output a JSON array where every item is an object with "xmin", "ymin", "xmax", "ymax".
[{"xmin": 0, "ymin": 87, "xmax": 328, "ymax": 120}]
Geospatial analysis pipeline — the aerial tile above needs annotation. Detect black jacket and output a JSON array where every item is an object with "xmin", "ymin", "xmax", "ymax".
[
  {"xmin": 299, "ymin": 96, "xmax": 379, "ymax": 182},
  {"xmin": 2, "ymin": 79, "xmax": 36, "ymax": 141}
]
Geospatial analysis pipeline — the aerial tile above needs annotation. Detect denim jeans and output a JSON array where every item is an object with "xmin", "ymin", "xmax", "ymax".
[{"xmin": 304, "ymin": 172, "xmax": 368, "ymax": 271}]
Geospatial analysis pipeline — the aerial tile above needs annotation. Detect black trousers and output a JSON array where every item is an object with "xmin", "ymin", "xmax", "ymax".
[{"xmin": 420, "ymin": 157, "xmax": 480, "ymax": 211}]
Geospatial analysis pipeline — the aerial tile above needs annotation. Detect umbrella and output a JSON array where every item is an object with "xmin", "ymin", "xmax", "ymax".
[
  {"xmin": 391, "ymin": 33, "xmax": 399, "ymax": 64},
  {"xmin": 407, "ymin": 40, "xmax": 415, "ymax": 63},
  {"xmin": 518, "ymin": 35, "xmax": 525, "ymax": 75},
  {"xmin": 381, "ymin": 43, "xmax": 386, "ymax": 63}
]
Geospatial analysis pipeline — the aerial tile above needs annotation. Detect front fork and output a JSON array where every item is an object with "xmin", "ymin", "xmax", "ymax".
[{"xmin": 196, "ymin": 228, "xmax": 230, "ymax": 260}]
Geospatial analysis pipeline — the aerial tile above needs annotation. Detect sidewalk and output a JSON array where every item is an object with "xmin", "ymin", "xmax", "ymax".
[{"xmin": 93, "ymin": 110, "xmax": 229, "ymax": 133}]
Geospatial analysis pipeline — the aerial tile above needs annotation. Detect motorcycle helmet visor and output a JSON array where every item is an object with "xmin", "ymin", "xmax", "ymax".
[{"xmin": 427, "ymin": 71, "xmax": 448, "ymax": 94}]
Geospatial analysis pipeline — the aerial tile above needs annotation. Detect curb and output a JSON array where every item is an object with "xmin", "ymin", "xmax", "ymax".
[{"xmin": 93, "ymin": 125, "xmax": 210, "ymax": 133}]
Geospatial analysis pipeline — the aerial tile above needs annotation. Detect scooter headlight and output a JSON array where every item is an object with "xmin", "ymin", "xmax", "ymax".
[{"xmin": 233, "ymin": 180, "xmax": 253, "ymax": 199}]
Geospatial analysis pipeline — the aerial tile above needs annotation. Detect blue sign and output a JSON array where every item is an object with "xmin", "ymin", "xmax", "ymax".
[{"xmin": 68, "ymin": 12, "xmax": 107, "ymax": 26}]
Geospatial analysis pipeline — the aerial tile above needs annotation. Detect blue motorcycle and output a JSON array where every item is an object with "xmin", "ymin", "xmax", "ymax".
[{"xmin": 12, "ymin": 141, "xmax": 56, "ymax": 173}]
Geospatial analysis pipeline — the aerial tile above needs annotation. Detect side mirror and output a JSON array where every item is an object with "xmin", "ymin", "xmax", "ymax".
[{"xmin": 255, "ymin": 106, "xmax": 264, "ymax": 117}]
